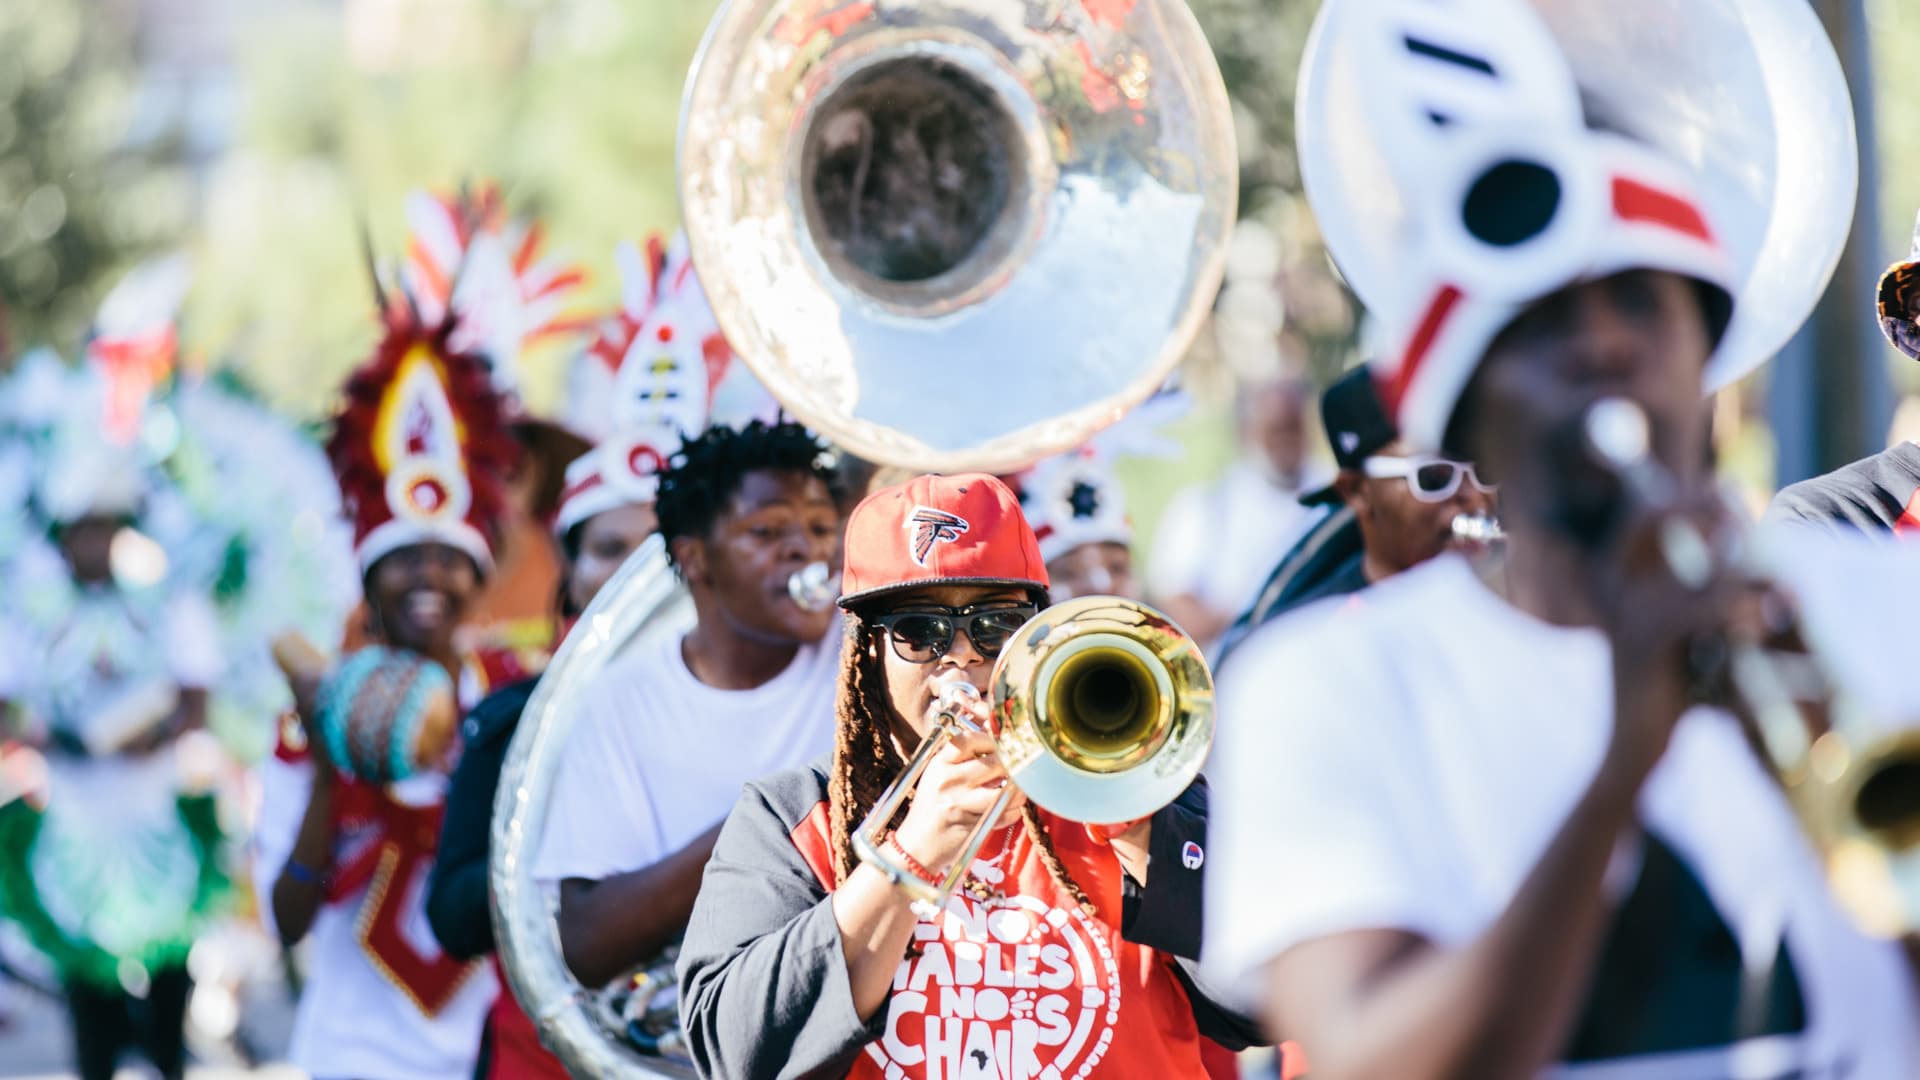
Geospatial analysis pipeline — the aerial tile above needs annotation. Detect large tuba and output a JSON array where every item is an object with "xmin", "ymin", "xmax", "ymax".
[{"xmin": 490, "ymin": 0, "xmax": 1237, "ymax": 1075}]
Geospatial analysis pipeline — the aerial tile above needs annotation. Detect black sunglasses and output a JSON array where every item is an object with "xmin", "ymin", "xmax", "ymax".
[{"xmin": 871, "ymin": 604, "xmax": 1038, "ymax": 664}]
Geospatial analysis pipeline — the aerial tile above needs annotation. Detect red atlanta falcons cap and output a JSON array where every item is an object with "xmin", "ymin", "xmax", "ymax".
[{"xmin": 838, "ymin": 473, "xmax": 1049, "ymax": 610}]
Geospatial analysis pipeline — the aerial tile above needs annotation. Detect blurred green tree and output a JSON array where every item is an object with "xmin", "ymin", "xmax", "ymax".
[
  {"xmin": 189, "ymin": 0, "xmax": 716, "ymax": 416},
  {"xmin": 1190, "ymin": 0, "xmax": 1360, "ymax": 382},
  {"xmin": 0, "ymin": 0, "xmax": 189, "ymax": 355}
]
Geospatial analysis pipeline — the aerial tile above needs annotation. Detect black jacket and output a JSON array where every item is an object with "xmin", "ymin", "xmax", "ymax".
[
  {"xmin": 426, "ymin": 677, "xmax": 539, "ymax": 962},
  {"xmin": 1214, "ymin": 505, "xmax": 1368, "ymax": 670},
  {"xmin": 1766, "ymin": 442, "xmax": 1920, "ymax": 535}
]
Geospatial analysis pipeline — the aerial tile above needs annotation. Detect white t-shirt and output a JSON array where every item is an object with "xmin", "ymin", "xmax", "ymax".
[
  {"xmin": 1204, "ymin": 554, "xmax": 1920, "ymax": 1078},
  {"xmin": 533, "ymin": 617, "xmax": 841, "ymax": 886},
  {"xmin": 252, "ymin": 758, "xmax": 498, "ymax": 1080},
  {"xmin": 1147, "ymin": 460, "xmax": 1330, "ymax": 628},
  {"xmin": 249, "ymin": 664, "xmax": 496, "ymax": 1080}
]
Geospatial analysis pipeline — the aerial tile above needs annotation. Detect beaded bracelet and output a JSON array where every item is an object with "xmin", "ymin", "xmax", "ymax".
[{"xmin": 884, "ymin": 832, "xmax": 943, "ymax": 888}]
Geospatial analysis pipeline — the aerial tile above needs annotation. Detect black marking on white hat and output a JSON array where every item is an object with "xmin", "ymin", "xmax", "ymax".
[{"xmin": 1404, "ymin": 35, "xmax": 1497, "ymax": 77}]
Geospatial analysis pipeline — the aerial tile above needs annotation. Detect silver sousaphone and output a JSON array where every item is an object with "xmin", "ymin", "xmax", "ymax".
[
  {"xmin": 1297, "ymin": 0, "xmax": 1858, "ymax": 386},
  {"xmin": 491, "ymin": 1, "xmax": 1238, "ymax": 1075}
]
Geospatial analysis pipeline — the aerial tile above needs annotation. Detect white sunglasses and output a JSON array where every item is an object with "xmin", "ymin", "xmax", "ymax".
[{"xmin": 1362, "ymin": 455, "xmax": 1497, "ymax": 503}]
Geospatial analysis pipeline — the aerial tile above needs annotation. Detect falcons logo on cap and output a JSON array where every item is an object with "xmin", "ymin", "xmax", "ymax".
[{"xmin": 906, "ymin": 507, "xmax": 969, "ymax": 566}]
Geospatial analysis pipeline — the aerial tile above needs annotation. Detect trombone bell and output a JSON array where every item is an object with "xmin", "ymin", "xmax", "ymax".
[
  {"xmin": 1036, "ymin": 635, "xmax": 1175, "ymax": 775},
  {"xmin": 1793, "ymin": 725, "xmax": 1920, "ymax": 939},
  {"xmin": 1742, "ymin": 529, "xmax": 1920, "ymax": 939},
  {"xmin": 997, "ymin": 597, "xmax": 1212, "ymax": 825}
]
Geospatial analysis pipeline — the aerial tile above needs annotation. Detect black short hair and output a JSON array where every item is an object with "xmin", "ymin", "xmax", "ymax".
[{"xmin": 654, "ymin": 419, "xmax": 842, "ymax": 567}]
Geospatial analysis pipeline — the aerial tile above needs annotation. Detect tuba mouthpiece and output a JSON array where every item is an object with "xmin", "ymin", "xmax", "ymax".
[
  {"xmin": 787, "ymin": 562, "xmax": 841, "ymax": 612},
  {"xmin": 1451, "ymin": 513, "xmax": 1507, "ymax": 545}
]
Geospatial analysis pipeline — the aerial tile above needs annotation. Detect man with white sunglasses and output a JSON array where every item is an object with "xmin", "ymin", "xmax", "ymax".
[
  {"xmin": 1217, "ymin": 365, "xmax": 1496, "ymax": 663},
  {"xmin": 1319, "ymin": 365, "xmax": 1496, "ymax": 585}
]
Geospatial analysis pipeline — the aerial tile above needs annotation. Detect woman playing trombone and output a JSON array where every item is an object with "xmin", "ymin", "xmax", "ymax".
[{"xmin": 677, "ymin": 473, "xmax": 1259, "ymax": 1079}]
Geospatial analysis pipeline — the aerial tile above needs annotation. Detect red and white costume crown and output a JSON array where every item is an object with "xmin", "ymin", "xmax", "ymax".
[
  {"xmin": 1341, "ymin": 0, "xmax": 1736, "ymax": 451},
  {"xmin": 327, "ymin": 305, "xmax": 518, "ymax": 575},
  {"xmin": 552, "ymin": 233, "xmax": 734, "ymax": 538}
]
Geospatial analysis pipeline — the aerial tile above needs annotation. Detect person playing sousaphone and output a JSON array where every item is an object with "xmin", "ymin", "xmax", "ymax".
[
  {"xmin": 1204, "ymin": 0, "xmax": 1920, "ymax": 1075},
  {"xmin": 678, "ymin": 473, "xmax": 1261, "ymax": 1079},
  {"xmin": 425, "ymin": 231, "xmax": 714, "ymax": 1079},
  {"xmin": 528, "ymin": 235, "xmax": 849, "ymax": 995}
]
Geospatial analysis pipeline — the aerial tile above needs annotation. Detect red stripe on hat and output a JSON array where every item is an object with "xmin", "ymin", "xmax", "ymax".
[
  {"xmin": 1612, "ymin": 177, "xmax": 1714, "ymax": 243},
  {"xmin": 558, "ymin": 470, "xmax": 605, "ymax": 506},
  {"xmin": 1383, "ymin": 284, "xmax": 1465, "ymax": 417}
]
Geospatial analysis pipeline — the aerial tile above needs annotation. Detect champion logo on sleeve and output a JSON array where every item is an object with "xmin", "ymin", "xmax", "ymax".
[{"xmin": 1181, "ymin": 841, "xmax": 1205, "ymax": 870}]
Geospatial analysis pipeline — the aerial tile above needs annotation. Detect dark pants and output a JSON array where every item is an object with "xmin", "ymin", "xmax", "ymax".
[{"xmin": 66, "ymin": 964, "xmax": 192, "ymax": 1080}]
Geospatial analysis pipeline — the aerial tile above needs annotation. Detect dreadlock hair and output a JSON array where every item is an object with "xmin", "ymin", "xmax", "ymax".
[
  {"xmin": 654, "ymin": 419, "xmax": 843, "ymax": 573},
  {"xmin": 827, "ymin": 615, "xmax": 1098, "ymax": 917}
]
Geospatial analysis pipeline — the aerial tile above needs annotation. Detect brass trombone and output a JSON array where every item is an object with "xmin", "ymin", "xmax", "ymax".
[
  {"xmin": 1584, "ymin": 397, "xmax": 1920, "ymax": 938},
  {"xmin": 852, "ymin": 595, "xmax": 1214, "ymax": 913}
]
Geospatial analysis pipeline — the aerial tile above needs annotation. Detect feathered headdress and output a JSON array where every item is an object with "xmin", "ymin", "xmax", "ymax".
[
  {"xmin": 401, "ymin": 182, "xmax": 593, "ymax": 407},
  {"xmin": 8, "ymin": 258, "xmax": 194, "ymax": 524},
  {"xmin": 326, "ymin": 299, "xmax": 518, "ymax": 575},
  {"xmin": 552, "ymin": 232, "xmax": 733, "ymax": 538}
]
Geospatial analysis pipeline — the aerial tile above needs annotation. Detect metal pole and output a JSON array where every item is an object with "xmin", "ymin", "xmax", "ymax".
[{"xmin": 1774, "ymin": 0, "xmax": 1892, "ymax": 485}]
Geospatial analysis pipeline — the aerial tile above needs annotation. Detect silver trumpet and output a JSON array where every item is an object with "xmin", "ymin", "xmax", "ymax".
[{"xmin": 1581, "ymin": 397, "xmax": 1920, "ymax": 939}]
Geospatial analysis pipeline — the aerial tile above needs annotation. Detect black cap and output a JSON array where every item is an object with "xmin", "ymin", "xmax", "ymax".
[{"xmin": 1301, "ymin": 365, "xmax": 1398, "ymax": 507}]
